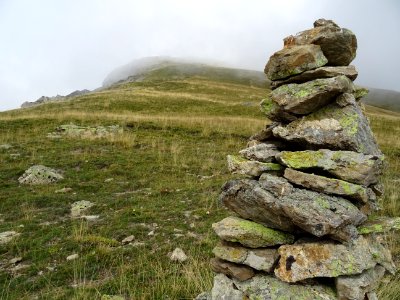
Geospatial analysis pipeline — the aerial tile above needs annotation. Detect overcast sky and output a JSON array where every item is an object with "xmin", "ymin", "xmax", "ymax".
[{"xmin": 0, "ymin": 0, "xmax": 399, "ymax": 111}]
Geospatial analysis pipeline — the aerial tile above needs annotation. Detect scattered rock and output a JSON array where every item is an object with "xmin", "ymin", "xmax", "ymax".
[
  {"xmin": 210, "ymin": 258, "xmax": 255, "ymax": 281},
  {"xmin": 336, "ymin": 265, "xmax": 386, "ymax": 300},
  {"xmin": 66, "ymin": 254, "xmax": 79, "ymax": 261},
  {"xmin": 18, "ymin": 165, "xmax": 63, "ymax": 185},
  {"xmin": 212, "ymin": 216, "xmax": 294, "ymax": 248},
  {"xmin": 169, "ymin": 248, "xmax": 188, "ymax": 262},
  {"xmin": 80, "ymin": 215, "xmax": 99, "ymax": 221},
  {"xmin": 227, "ymin": 155, "xmax": 282, "ymax": 177},
  {"xmin": 121, "ymin": 235, "xmax": 135, "ymax": 244},
  {"xmin": 52, "ymin": 124, "xmax": 122, "ymax": 138},
  {"xmin": 0, "ymin": 231, "xmax": 20, "ymax": 244},
  {"xmin": 264, "ymin": 44, "xmax": 328, "ymax": 81},
  {"xmin": 55, "ymin": 187, "xmax": 73, "ymax": 193},
  {"xmin": 9, "ymin": 257, "xmax": 23, "ymax": 264},
  {"xmin": 71, "ymin": 200, "xmax": 94, "ymax": 218}
]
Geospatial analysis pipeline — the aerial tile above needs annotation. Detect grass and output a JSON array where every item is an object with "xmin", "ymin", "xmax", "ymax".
[{"xmin": 0, "ymin": 64, "xmax": 399, "ymax": 299}]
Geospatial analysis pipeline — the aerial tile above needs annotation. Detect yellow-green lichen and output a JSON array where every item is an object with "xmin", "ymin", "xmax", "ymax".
[
  {"xmin": 280, "ymin": 150, "xmax": 324, "ymax": 169},
  {"xmin": 339, "ymin": 112, "xmax": 359, "ymax": 136},
  {"xmin": 315, "ymin": 196, "xmax": 330, "ymax": 209},
  {"xmin": 260, "ymin": 97, "xmax": 279, "ymax": 116}
]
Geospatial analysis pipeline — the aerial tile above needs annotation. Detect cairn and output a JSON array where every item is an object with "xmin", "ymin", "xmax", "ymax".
[{"xmin": 206, "ymin": 19, "xmax": 397, "ymax": 300}]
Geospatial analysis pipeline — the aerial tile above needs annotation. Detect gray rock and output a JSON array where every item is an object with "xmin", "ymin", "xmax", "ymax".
[
  {"xmin": 271, "ymin": 65, "xmax": 358, "ymax": 89},
  {"xmin": 212, "ymin": 216, "xmax": 295, "ymax": 248},
  {"xmin": 169, "ymin": 247, "xmax": 188, "ymax": 262},
  {"xmin": 270, "ymin": 75, "xmax": 354, "ymax": 115},
  {"xmin": 283, "ymin": 168, "xmax": 374, "ymax": 203},
  {"xmin": 66, "ymin": 254, "xmax": 79, "ymax": 261},
  {"xmin": 358, "ymin": 217, "xmax": 400, "ymax": 234},
  {"xmin": 284, "ymin": 19, "xmax": 357, "ymax": 66},
  {"xmin": 336, "ymin": 265, "xmax": 386, "ymax": 300},
  {"xmin": 272, "ymin": 98, "xmax": 381, "ymax": 155},
  {"xmin": 232, "ymin": 274, "xmax": 337, "ymax": 299},
  {"xmin": 52, "ymin": 124, "xmax": 123, "ymax": 138},
  {"xmin": 213, "ymin": 241, "xmax": 278, "ymax": 272},
  {"xmin": 18, "ymin": 165, "xmax": 63, "ymax": 185},
  {"xmin": 0, "ymin": 231, "xmax": 20, "ymax": 244},
  {"xmin": 221, "ymin": 178, "xmax": 366, "ymax": 242},
  {"xmin": 194, "ymin": 291, "xmax": 211, "ymax": 300},
  {"xmin": 239, "ymin": 142, "xmax": 280, "ymax": 162},
  {"xmin": 264, "ymin": 44, "xmax": 328, "ymax": 81},
  {"xmin": 71, "ymin": 200, "xmax": 94, "ymax": 218},
  {"xmin": 275, "ymin": 236, "xmax": 395, "ymax": 282},
  {"xmin": 260, "ymin": 97, "xmax": 298, "ymax": 123},
  {"xmin": 226, "ymin": 155, "xmax": 282, "ymax": 177},
  {"xmin": 249, "ymin": 122, "xmax": 280, "ymax": 142},
  {"xmin": 276, "ymin": 149, "xmax": 384, "ymax": 186},
  {"xmin": 211, "ymin": 274, "xmax": 244, "ymax": 300},
  {"xmin": 210, "ymin": 258, "xmax": 255, "ymax": 281},
  {"xmin": 258, "ymin": 173, "xmax": 294, "ymax": 197}
]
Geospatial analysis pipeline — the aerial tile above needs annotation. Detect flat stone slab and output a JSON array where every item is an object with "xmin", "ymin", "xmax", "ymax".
[
  {"xmin": 275, "ymin": 236, "xmax": 395, "ymax": 283},
  {"xmin": 210, "ymin": 258, "xmax": 255, "ymax": 281},
  {"xmin": 271, "ymin": 65, "xmax": 358, "ymax": 88},
  {"xmin": 336, "ymin": 265, "xmax": 385, "ymax": 300},
  {"xmin": 283, "ymin": 168, "xmax": 374, "ymax": 203},
  {"xmin": 18, "ymin": 165, "xmax": 63, "ymax": 185},
  {"xmin": 358, "ymin": 217, "xmax": 400, "ymax": 234},
  {"xmin": 264, "ymin": 44, "xmax": 328, "ymax": 81},
  {"xmin": 239, "ymin": 142, "xmax": 280, "ymax": 163},
  {"xmin": 276, "ymin": 149, "xmax": 383, "ymax": 186},
  {"xmin": 272, "ymin": 97, "xmax": 381, "ymax": 156},
  {"xmin": 260, "ymin": 97, "xmax": 298, "ymax": 123},
  {"xmin": 227, "ymin": 155, "xmax": 282, "ymax": 177},
  {"xmin": 270, "ymin": 75, "xmax": 353, "ymax": 115},
  {"xmin": 284, "ymin": 19, "xmax": 357, "ymax": 66},
  {"xmin": 0, "ymin": 231, "xmax": 20, "ymax": 244},
  {"xmin": 213, "ymin": 241, "xmax": 278, "ymax": 272},
  {"xmin": 221, "ymin": 178, "xmax": 366, "ymax": 242},
  {"xmin": 212, "ymin": 216, "xmax": 294, "ymax": 248},
  {"xmin": 51, "ymin": 124, "xmax": 123, "ymax": 138}
]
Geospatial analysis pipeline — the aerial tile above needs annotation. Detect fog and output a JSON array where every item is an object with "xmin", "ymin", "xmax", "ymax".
[{"xmin": 0, "ymin": 0, "xmax": 399, "ymax": 111}]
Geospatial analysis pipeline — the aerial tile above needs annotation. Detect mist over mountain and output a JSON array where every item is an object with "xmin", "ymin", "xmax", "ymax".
[{"xmin": 362, "ymin": 88, "xmax": 400, "ymax": 112}]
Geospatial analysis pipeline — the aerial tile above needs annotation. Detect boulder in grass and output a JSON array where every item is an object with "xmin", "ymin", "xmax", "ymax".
[{"xmin": 18, "ymin": 165, "xmax": 63, "ymax": 185}]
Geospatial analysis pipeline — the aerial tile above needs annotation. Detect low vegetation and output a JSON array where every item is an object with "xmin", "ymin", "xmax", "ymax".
[{"xmin": 0, "ymin": 65, "xmax": 398, "ymax": 299}]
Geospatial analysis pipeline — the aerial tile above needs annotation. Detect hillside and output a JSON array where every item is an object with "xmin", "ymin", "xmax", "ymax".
[
  {"xmin": 362, "ymin": 87, "xmax": 400, "ymax": 112},
  {"xmin": 0, "ymin": 63, "xmax": 399, "ymax": 299}
]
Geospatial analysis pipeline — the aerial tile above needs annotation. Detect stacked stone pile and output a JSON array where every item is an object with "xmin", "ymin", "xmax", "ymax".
[{"xmin": 206, "ymin": 19, "xmax": 397, "ymax": 300}]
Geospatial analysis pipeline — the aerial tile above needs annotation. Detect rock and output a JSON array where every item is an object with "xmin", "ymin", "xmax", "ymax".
[
  {"xmin": 226, "ymin": 155, "xmax": 282, "ymax": 177},
  {"xmin": 283, "ymin": 168, "xmax": 374, "ymax": 203},
  {"xmin": 0, "ymin": 231, "xmax": 20, "ymax": 244},
  {"xmin": 239, "ymin": 142, "xmax": 280, "ymax": 162},
  {"xmin": 276, "ymin": 149, "xmax": 384, "ymax": 186},
  {"xmin": 270, "ymin": 75, "xmax": 354, "ymax": 115},
  {"xmin": 272, "ymin": 99, "xmax": 381, "ymax": 155},
  {"xmin": 336, "ymin": 93, "xmax": 357, "ymax": 107},
  {"xmin": 221, "ymin": 178, "xmax": 366, "ymax": 242},
  {"xmin": 233, "ymin": 274, "xmax": 337, "ymax": 300},
  {"xmin": 358, "ymin": 217, "xmax": 400, "ymax": 234},
  {"xmin": 9, "ymin": 257, "xmax": 23, "ymax": 264},
  {"xmin": 336, "ymin": 265, "xmax": 386, "ymax": 300},
  {"xmin": 264, "ymin": 44, "xmax": 328, "ymax": 81},
  {"xmin": 18, "ymin": 165, "xmax": 63, "ymax": 185},
  {"xmin": 55, "ymin": 187, "xmax": 73, "ymax": 193},
  {"xmin": 213, "ymin": 241, "xmax": 278, "ymax": 272},
  {"xmin": 169, "ymin": 247, "xmax": 187, "ymax": 262},
  {"xmin": 101, "ymin": 295, "xmax": 125, "ymax": 300},
  {"xmin": 211, "ymin": 274, "xmax": 244, "ymax": 300},
  {"xmin": 66, "ymin": 254, "xmax": 79, "ymax": 261},
  {"xmin": 271, "ymin": 65, "xmax": 358, "ymax": 88},
  {"xmin": 121, "ymin": 235, "xmax": 135, "ymax": 244},
  {"xmin": 195, "ymin": 291, "xmax": 211, "ymax": 300},
  {"xmin": 353, "ymin": 86, "xmax": 369, "ymax": 100},
  {"xmin": 80, "ymin": 215, "xmax": 100, "ymax": 221},
  {"xmin": 249, "ymin": 122, "xmax": 280, "ymax": 142},
  {"xmin": 366, "ymin": 292, "xmax": 378, "ymax": 300},
  {"xmin": 284, "ymin": 19, "xmax": 357, "ymax": 66},
  {"xmin": 258, "ymin": 173, "xmax": 294, "ymax": 197},
  {"xmin": 71, "ymin": 200, "xmax": 94, "ymax": 218},
  {"xmin": 212, "ymin": 216, "xmax": 294, "ymax": 248},
  {"xmin": 210, "ymin": 258, "xmax": 255, "ymax": 281},
  {"xmin": 260, "ymin": 97, "xmax": 298, "ymax": 123},
  {"xmin": 52, "ymin": 124, "xmax": 123, "ymax": 138},
  {"xmin": 220, "ymin": 179, "xmax": 297, "ymax": 232},
  {"xmin": 275, "ymin": 236, "xmax": 395, "ymax": 282}
]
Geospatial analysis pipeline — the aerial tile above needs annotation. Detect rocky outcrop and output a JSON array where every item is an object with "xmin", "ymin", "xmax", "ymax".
[
  {"xmin": 200, "ymin": 19, "xmax": 394, "ymax": 300},
  {"xmin": 21, "ymin": 90, "xmax": 90, "ymax": 108},
  {"xmin": 18, "ymin": 165, "xmax": 63, "ymax": 185}
]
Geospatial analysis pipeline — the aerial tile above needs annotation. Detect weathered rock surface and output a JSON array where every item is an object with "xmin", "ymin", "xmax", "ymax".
[
  {"xmin": 221, "ymin": 178, "xmax": 366, "ymax": 242},
  {"xmin": 211, "ymin": 274, "xmax": 244, "ymax": 300},
  {"xmin": 264, "ymin": 45, "xmax": 328, "ymax": 81},
  {"xmin": 275, "ymin": 236, "xmax": 395, "ymax": 282},
  {"xmin": 212, "ymin": 216, "xmax": 294, "ymax": 248},
  {"xmin": 284, "ymin": 19, "xmax": 357, "ymax": 66},
  {"xmin": 260, "ymin": 97, "xmax": 298, "ymax": 123},
  {"xmin": 213, "ymin": 241, "xmax": 278, "ymax": 272},
  {"xmin": 210, "ymin": 258, "xmax": 255, "ymax": 281},
  {"xmin": 272, "ymin": 99, "xmax": 381, "ymax": 155},
  {"xmin": 283, "ymin": 168, "xmax": 374, "ymax": 203},
  {"xmin": 358, "ymin": 217, "xmax": 400, "ymax": 234},
  {"xmin": 276, "ymin": 149, "xmax": 383, "ymax": 186},
  {"xmin": 169, "ymin": 247, "xmax": 188, "ymax": 262},
  {"xmin": 227, "ymin": 155, "xmax": 282, "ymax": 177},
  {"xmin": 71, "ymin": 200, "xmax": 94, "ymax": 218},
  {"xmin": 234, "ymin": 274, "xmax": 337, "ymax": 300},
  {"xmin": 0, "ymin": 231, "xmax": 20, "ymax": 244},
  {"xmin": 248, "ymin": 122, "xmax": 279, "ymax": 142},
  {"xmin": 270, "ymin": 75, "xmax": 354, "ymax": 115},
  {"xmin": 271, "ymin": 65, "xmax": 358, "ymax": 88},
  {"xmin": 48, "ymin": 124, "xmax": 122, "ymax": 139},
  {"xmin": 18, "ymin": 165, "xmax": 63, "ymax": 185},
  {"xmin": 336, "ymin": 265, "xmax": 386, "ymax": 300},
  {"xmin": 239, "ymin": 142, "xmax": 280, "ymax": 162}
]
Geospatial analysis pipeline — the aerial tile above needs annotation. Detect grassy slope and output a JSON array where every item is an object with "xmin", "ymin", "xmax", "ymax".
[{"xmin": 0, "ymin": 65, "xmax": 399, "ymax": 299}]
